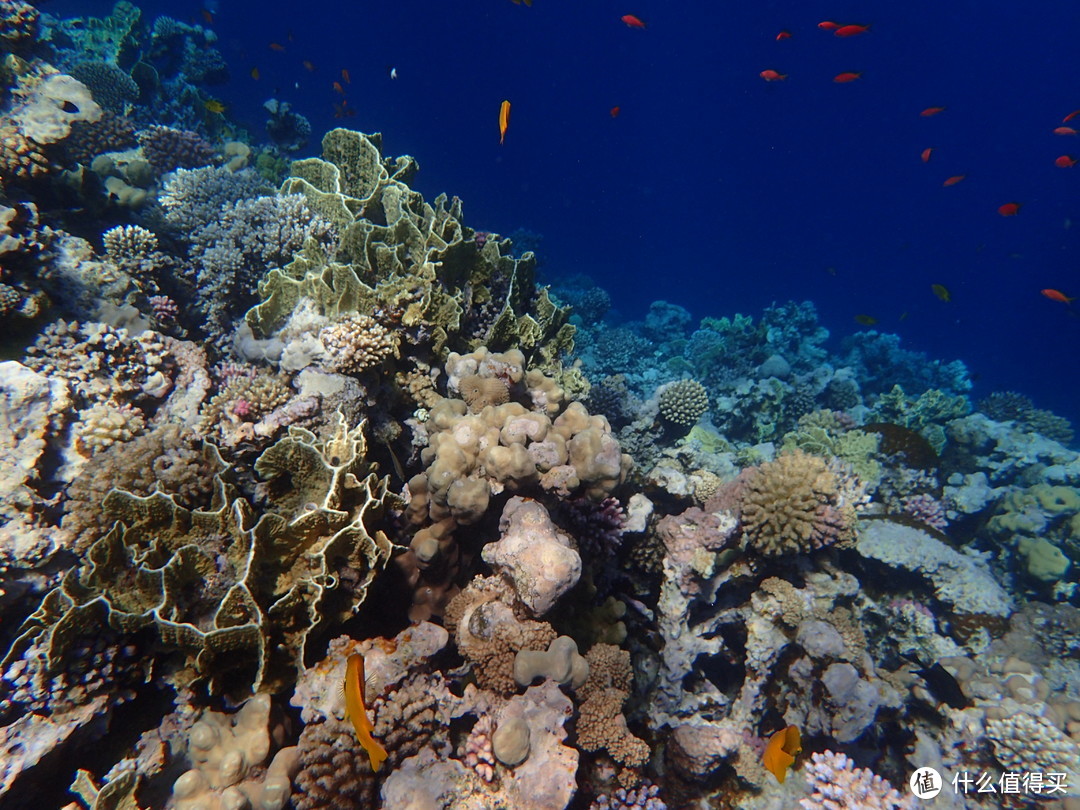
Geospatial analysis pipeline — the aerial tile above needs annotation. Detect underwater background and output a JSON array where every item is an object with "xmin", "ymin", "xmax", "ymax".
[{"xmin": 1, "ymin": 0, "xmax": 1079, "ymax": 809}]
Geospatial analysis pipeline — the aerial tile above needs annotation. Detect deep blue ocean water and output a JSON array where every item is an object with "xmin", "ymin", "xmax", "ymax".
[{"xmin": 52, "ymin": 0, "xmax": 1080, "ymax": 423}]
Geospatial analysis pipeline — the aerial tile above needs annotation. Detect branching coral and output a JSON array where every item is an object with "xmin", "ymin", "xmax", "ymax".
[{"xmin": 739, "ymin": 450, "xmax": 862, "ymax": 556}]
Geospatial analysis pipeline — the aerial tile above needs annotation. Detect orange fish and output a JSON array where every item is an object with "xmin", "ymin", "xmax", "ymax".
[
  {"xmin": 499, "ymin": 99, "xmax": 511, "ymax": 144},
  {"xmin": 833, "ymin": 71, "xmax": 862, "ymax": 83},
  {"xmin": 200, "ymin": 9, "xmax": 214, "ymax": 24},
  {"xmin": 303, "ymin": 60, "xmax": 315, "ymax": 72},
  {"xmin": 942, "ymin": 174, "xmax": 966, "ymax": 186},
  {"xmin": 834, "ymin": 24, "xmax": 870, "ymax": 37},
  {"xmin": 921, "ymin": 106, "xmax": 946, "ymax": 117},
  {"xmin": 621, "ymin": 14, "xmax": 646, "ymax": 28},
  {"xmin": 1053, "ymin": 126, "xmax": 1077, "ymax": 136},
  {"xmin": 760, "ymin": 69, "xmax": 788, "ymax": 82},
  {"xmin": 250, "ymin": 67, "xmax": 260, "ymax": 80},
  {"xmin": 1042, "ymin": 288, "xmax": 1076, "ymax": 304},
  {"xmin": 818, "ymin": 21, "xmax": 839, "ymax": 30},
  {"xmin": 269, "ymin": 42, "xmax": 285, "ymax": 52},
  {"xmin": 763, "ymin": 726, "xmax": 802, "ymax": 783},
  {"xmin": 998, "ymin": 202, "xmax": 1021, "ymax": 216},
  {"xmin": 342, "ymin": 68, "xmax": 351, "ymax": 84},
  {"xmin": 344, "ymin": 654, "xmax": 388, "ymax": 772},
  {"xmin": 1063, "ymin": 110, "xmax": 1080, "ymax": 123},
  {"xmin": 1055, "ymin": 155, "xmax": 1077, "ymax": 168},
  {"xmin": 921, "ymin": 147, "xmax": 933, "ymax": 163},
  {"xmin": 776, "ymin": 30, "xmax": 792, "ymax": 41},
  {"xmin": 332, "ymin": 81, "xmax": 345, "ymax": 95},
  {"xmin": 610, "ymin": 106, "xmax": 621, "ymax": 118}
]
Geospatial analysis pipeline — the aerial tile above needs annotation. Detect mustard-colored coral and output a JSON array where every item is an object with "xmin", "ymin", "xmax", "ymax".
[{"xmin": 740, "ymin": 450, "xmax": 859, "ymax": 556}]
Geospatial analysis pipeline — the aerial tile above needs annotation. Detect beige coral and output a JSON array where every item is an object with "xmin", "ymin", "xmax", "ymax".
[
  {"xmin": 319, "ymin": 313, "xmax": 400, "ymax": 374},
  {"xmin": 0, "ymin": 124, "xmax": 50, "ymax": 181},
  {"xmin": 75, "ymin": 401, "xmax": 146, "ymax": 454},
  {"xmin": 740, "ymin": 449, "xmax": 858, "ymax": 556},
  {"xmin": 170, "ymin": 694, "xmax": 298, "ymax": 810}
]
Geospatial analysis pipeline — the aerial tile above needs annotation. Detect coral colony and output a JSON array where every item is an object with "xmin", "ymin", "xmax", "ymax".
[{"xmin": 1, "ymin": 3, "xmax": 1079, "ymax": 810}]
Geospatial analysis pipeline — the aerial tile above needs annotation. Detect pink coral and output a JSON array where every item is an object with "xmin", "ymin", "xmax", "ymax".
[{"xmin": 899, "ymin": 493, "xmax": 948, "ymax": 531}]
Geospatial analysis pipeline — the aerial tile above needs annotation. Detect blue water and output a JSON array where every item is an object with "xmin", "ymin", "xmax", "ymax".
[{"xmin": 52, "ymin": 0, "xmax": 1080, "ymax": 421}]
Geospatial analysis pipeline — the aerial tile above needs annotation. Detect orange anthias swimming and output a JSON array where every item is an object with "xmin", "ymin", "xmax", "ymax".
[
  {"xmin": 621, "ymin": 14, "xmax": 646, "ymax": 29},
  {"xmin": 763, "ymin": 725, "xmax": 802, "ymax": 783},
  {"xmin": 1042, "ymin": 288, "xmax": 1076, "ymax": 304},
  {"xmin": 760, "ymin": 69, "xmax": 788, "ymax": 82},
  {"xmin": 344, "ymin": 653, "xmax": 388, "ymax": 772},
  {"xmin": 499, "ymin": 99, "xmax": 511, "ymax": 144}
]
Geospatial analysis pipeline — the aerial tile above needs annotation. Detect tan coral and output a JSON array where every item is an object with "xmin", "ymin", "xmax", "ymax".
[
  {"xmin": 75, "ymin": 401, "xmax": 145, "ymax": 454},
  {"xmin": 319, "ymin": 313, "xmax": 400, "ymax": 374},
  {"xmin": 740, "ymin": 449, "xmax": 858, "ymax": 556},
  {"xmin": 458, "ymin": 373, "xmax": 510, "ymax": 412},
  {"xmin": 0, "ymin": 124, "xmax": 50, "ymax": 180},
  {"xmin": 170, "ymin": 694, "xmax": 298, "ymax": 810}
]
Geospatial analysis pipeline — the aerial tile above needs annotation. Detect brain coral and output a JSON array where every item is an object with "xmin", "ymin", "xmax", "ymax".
[{"xmin": 740, "ymin": 450, "xmax": 859, "ymax": 556}]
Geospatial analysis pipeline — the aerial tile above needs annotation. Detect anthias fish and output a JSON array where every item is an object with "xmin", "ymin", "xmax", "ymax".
[{"xmin": 344, "ymin": 653, "xmax": 388, "ymax": 772}]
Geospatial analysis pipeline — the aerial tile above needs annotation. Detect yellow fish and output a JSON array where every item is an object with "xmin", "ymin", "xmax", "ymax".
[
  {"xmin": 763, "ymin": 725, "xmax": 802, "ymax": 783},
  {"xmin": 344, "ymin": 653, "xmax": 388, "ymax": 772},
  {"xmin": 931, "ymin": 283, "xmax": 951, "ymax": 302},
  {"xmin": 204, "ymin": 99, "xmax": 226, "ymax": 114},
  {"xmin": 499, "ymin": 99, "xmax": 511, "ymax": 145},
  {"xmin": 854, "ymin": 314, "xmax": 878, "ymax": 326}
]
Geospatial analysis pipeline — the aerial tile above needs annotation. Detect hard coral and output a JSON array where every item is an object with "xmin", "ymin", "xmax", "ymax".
[
  {"xmin": 800, "ymin": 751, "xmax": 914, "ymax": 809},
  {"xmin": 319, "ymin": 313, "xmax": 400, "ymax": 374},
  {"xmin": 138, "ymin": 125, "xmax": 215, "ymax": 174},
  {"xmin": 657, "ymin": 379, "xmax": 709, "ymax": 429},
  {"xmin": 740, "ymin": 450, "xmax": 860, "ymax": 556}
]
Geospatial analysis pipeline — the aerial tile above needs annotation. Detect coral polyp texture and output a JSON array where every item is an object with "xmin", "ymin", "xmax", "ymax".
[{"xmin": 0, "ymin": 7, "xmax": 1078, "ymax": 809}]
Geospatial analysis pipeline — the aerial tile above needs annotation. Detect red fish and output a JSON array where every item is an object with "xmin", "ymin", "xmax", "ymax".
[
  {"xmin": 834, "ymin": 24, "xmax": 870, "ymax": 37},
  {"xmin": 302, "ymin": 60, "xmax": 315, "ymax": 72},
  {"xmin": 332, "ymin": 81, "xmax": 345, "ymax": 95},
  {"xmin": 1055, "ymin": 155, "xmax": 1077, "ymax": 168},
  {"xmin": 1042, "ymin": 288, "xmax": 1076, "ymax": 303},
  {"xmin": 1053, "ymin": 126, "xmax": 1077, "ymax": 136},
  {"xmin": 610, "ymin": 106, "xmax": 621, "ymax": 118},
  {"xmin": 921, "ymin": 147, "xmax": 933, "ymax": 163},
  {"xmin": 621, "ymin": 14, "xmax": 646, "ymax": 28},
  {"xmin": 817, "ymin": 21, "xmax": 838, "ymax": 30},
  {"xmin": 998, "ymin": 202, "xmax": 1021, "ymax": 216},
  {"xmin": 760, "ymin": 69, "xmax": 788, "ymax": 82},
  {"xmin": 776, "ymin": 30, "xmax": 791, "ymax": 41},
  {"xmin": 1064, "ymin": 110, "xmax": 1080, "ymax": 123},
  {"xmin": 833, "ymin": 72, "xmax": 862, "ymax": 83},
  {"xmin": 269, "ymin": 42, "xmax": 285, "ymax": 52},
  {"xmin": 921, "ymin": 106, "xmax": 946, "ymax": 117},
  {"xmin": 942, "ymin": 175, "xmax": 965, "ymax": 186},
  {"xmin": 342, "ymin": 69, "xmax": 351, "ymax": 84},
  {"xmin": 200, "ymin": 9, "xmax": 214, "ymax": 24}
]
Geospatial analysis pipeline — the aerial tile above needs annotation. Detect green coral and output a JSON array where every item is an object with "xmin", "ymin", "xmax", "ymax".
[
  {"xmin": 247, "ymin": 129, "xmax": 573, "ymax": 367},
  {"xmin": 872, "ymin": 385, "xmax": 971, "ymax": 453},
  {"xmin": 4, "ymin": 414, "xmax": 394, "ymax": 696},
  {"xmin": 782, "ymin": 426, "xmax": 882, "ymax": 490}
]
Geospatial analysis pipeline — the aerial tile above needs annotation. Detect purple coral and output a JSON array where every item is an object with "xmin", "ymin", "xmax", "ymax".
[
  {"xmin": 590, "ymin": 783, "xmax": 667, "ymax": 810},
  {"xmin": 556, "ymin": 496, "xmax": 625, "ymax": 559},
  {"xmin": 800, "ymin": 751, "xmax": 914, "ymax": 810},
  {"xmin": 900, "ymin": 493, "xmax": 948, "ymax": 531},
  {"xmin": 138, "ymin": 125, "xmax": 215, "ymax": 174}
]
